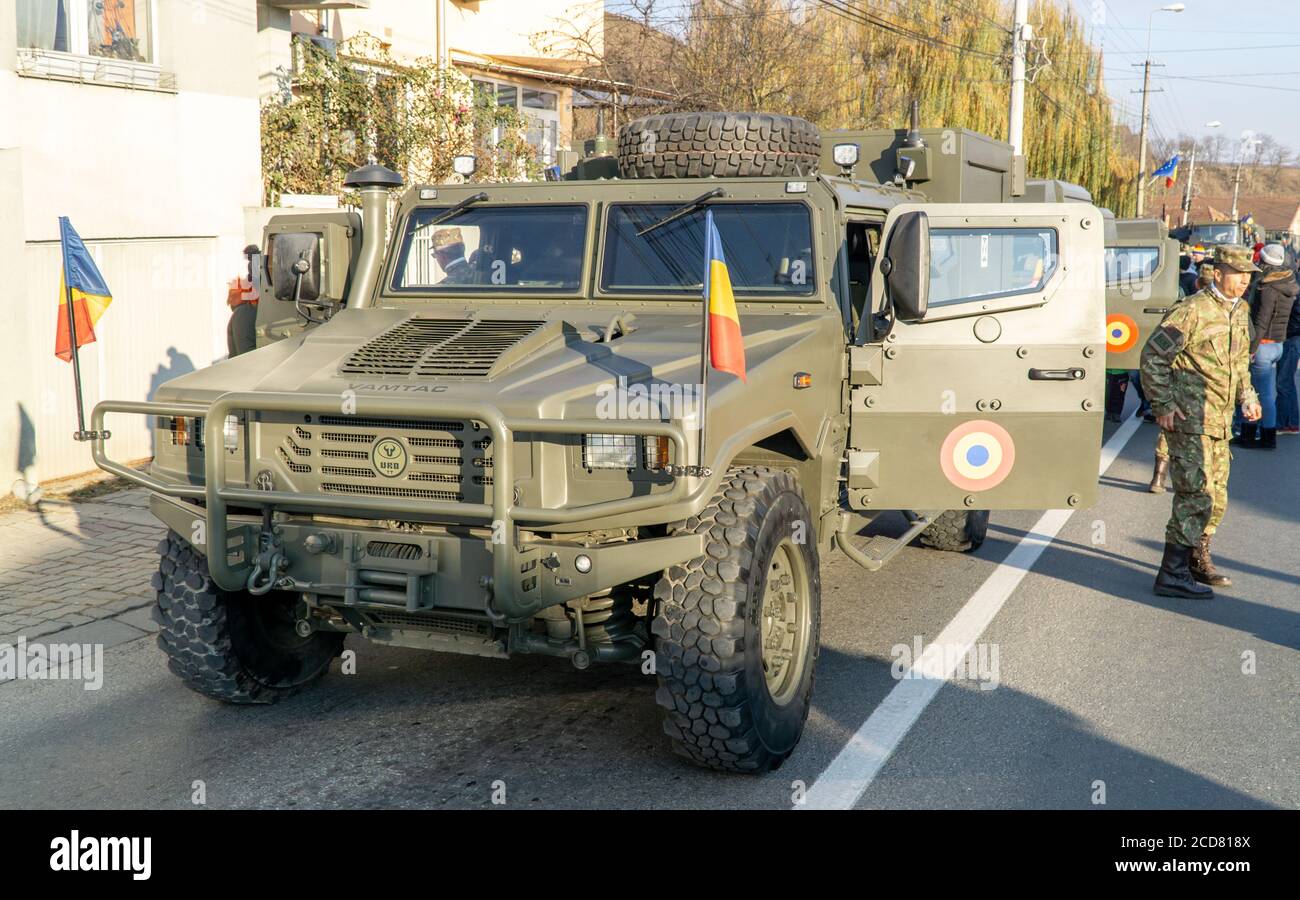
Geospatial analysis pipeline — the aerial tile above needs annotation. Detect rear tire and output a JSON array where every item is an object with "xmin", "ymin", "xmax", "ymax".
[
  {"xmin": 651, "ymin": 467, "xmax": 820, "ymax": 772},
  {"xmin": 152, "ymin": 530, "xmax": 344, "ymax": 704},
  {"xmin": 617, "ymin": 112, "xmax": 821, "ymax": 179},
  {"xmin": 919, "ymin": 509, "xmax": 989, "ymax": 553}
]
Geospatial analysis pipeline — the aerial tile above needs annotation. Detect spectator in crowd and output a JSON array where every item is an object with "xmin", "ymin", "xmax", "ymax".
[
  {"xmin": 1274, "ymin": 256, "xmax": 1300, "ymax": 435},
  {"xmin": 1236, "ymin": 243, "xmax": 1299, "ymax": 449},
  {"xmin": 226, "ymin": 244, "xmax": 260, "ymax": 357}
]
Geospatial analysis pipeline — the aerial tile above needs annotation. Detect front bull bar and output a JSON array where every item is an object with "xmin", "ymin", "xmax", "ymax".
[{"xmin": 91, "ymin": 392, "xmax": 693, "ymax": 620}]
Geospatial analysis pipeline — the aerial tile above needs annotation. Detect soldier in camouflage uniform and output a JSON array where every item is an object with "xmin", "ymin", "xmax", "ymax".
[
  {"xmin": 1141, "ymin": 245, "xmax": 1262, "ymax": 598},
  {"xmin": 1148, "ymin": 262, "xmax": 1215, "ymax": 492},
  {"xmin": 431, "ymin": 226, "xmax": 477, "ymax": 285}
]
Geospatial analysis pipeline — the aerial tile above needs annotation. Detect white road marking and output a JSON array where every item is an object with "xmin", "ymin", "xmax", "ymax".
[{"xmin": 801, "ymin": 413, "xmax": 1145, "ymax": 809}]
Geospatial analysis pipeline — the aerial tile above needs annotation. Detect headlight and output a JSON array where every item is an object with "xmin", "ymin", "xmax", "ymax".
[
  {"xmin": 582, "ymin": 434, "xmax": 671, "ymax": 470},
  {"xmin": 223, "ymin": 415, "xmax": 241, "ymax": 451},
  {"xmin": 582, "ymin": 434, "xmax": 638, "ymax": 470}
]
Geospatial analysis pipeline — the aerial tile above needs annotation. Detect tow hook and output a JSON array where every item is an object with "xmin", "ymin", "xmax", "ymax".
[{"xmin": 247, "ymin": 550, "xmax": 287, "ymax": 595}]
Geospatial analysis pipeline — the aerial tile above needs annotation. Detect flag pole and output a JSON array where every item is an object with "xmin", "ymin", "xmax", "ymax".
[
  {"xmin": 696, "ymin": 212, "xmax": 713, "ymax": 476},
  {"xmin": 60, "ymin": 218, "xmax": 93, "ymax": 442}
]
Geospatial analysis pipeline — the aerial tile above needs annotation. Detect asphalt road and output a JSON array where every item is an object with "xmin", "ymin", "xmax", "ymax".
[{"xmin": 2, "ymin": 409, "xmax": 1297, "ymax": 810}]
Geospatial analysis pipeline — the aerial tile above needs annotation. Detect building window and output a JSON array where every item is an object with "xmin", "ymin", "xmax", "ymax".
[
  {"xmin": 471, "ymin": 76, "xmax": 563, "ymax": 165},
  {"xmin": 522, "ymin": 88, "xmax": 557, "ymax": 111},
  {"xmin": 16, "ymin": 0, "xmax": 154, "ymax": 64}
]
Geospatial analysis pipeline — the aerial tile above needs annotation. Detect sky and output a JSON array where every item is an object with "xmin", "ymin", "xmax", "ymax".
[
  {"xmin": 1069, "ymin": 0, "xmax": 1300, "ymax": 160},
  {"xmin": 606, "ymin": 1, "xmax": 1300, "ymax": 161}
]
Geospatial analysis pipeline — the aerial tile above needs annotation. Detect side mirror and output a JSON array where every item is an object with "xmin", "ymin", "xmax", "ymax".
[
  {"xmin": 268, "ymin": 232, "xmax": 322, "ymax": 303},
  {"xmin": 882, "ymin": 211, "xmax": 930, "ymax": 322}
]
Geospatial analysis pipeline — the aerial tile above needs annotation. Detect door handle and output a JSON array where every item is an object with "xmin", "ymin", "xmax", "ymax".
[
  {"xmin": 1028, "ymin": 367, "xmax": 1086, "ymax": 381},
  {"xmin": 1143, "ymin": 307, "xmax": 1169, "ymax": 314}
]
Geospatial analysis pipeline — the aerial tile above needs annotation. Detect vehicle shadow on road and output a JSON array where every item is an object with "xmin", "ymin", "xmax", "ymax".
[{"xmin": 985, "ymin": 525, "xmax": 1300, "ymax": 652}]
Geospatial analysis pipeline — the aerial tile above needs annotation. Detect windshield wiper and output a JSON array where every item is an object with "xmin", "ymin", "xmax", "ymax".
[
  {"xmin": 636, "ymin": 188, "xmax": 726, "ymax": 237},
  {"xmin": 425, "ymin": 191, "xmax": 489, "ymax": 228}
]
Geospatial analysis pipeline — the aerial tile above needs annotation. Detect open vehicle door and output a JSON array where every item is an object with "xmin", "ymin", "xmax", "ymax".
[
  {"xmin": 257, "ymin": 210, "xmax": 361, "ymax": 347},
  {"xmin": 1104, "ymin": 218, "xmax": 1181, "ymax": 370},
  {"xmin": 847, "ymin": 202, "xmax": 1104, "ymax": 511}
]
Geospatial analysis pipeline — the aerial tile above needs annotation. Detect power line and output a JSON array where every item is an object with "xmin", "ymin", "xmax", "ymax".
[{"xmin": 815, "ymin": 0, "xmax": 1003, "ymax": 60}]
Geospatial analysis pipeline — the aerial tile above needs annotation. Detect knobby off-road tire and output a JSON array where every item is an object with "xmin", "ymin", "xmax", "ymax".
[
  {"xmin": 617, "ymin": 112, "xmax": 821, "ymax": 179},
  {"xmin": 652, "ymin": 467, "xmax": 821, "ymax": 772},
  {"xmin": 919, "ymin": 509, "xmax": 990, "ymax": 553},
  {"xmin": 152, "ymin": 530, "xmax": 344, "ymax": 703}
]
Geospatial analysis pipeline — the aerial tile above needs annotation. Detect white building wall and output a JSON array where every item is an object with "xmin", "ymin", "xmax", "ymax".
[{"xmin": 0, "ymin": 0, "xmax": 261, "ymax": 492}]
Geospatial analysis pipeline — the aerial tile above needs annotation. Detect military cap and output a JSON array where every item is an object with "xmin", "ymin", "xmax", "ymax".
[
  {"xmin": 431, "ymin": 226, "xmax": 465, "ymax": 250},
  {"xmin": 1212, "ymin": 243, "xmax": 1259, "ymax": 273}
]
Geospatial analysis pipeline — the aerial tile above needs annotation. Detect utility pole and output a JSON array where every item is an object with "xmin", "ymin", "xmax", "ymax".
[
  {"xmin": 1231, "ymin": 135, "xmax": 1262, "ymax": 224},
  {"xmin": 1180, "ymin": 144, "xmax": 1196, "ymax": 227},
  {"xmin": 1134, "ymin": 4, "xmax": 1185, "ymax": 218},
  {"xmin": 1007, "ymin": 0, "xmax": 1028, "ymax": 156},
  {"xmin": 1134, "ymin": 57, "xmax": 1159, "ymax": 218}
]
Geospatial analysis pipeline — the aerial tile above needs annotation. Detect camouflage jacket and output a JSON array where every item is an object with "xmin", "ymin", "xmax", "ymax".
[{"xmin": 1140, "ymin": 286, "xmax": 1259, "ymax": 438}]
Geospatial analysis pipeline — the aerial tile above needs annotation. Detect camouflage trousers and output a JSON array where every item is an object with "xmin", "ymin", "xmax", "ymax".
[
  {"xmin": 1155, "ymin": 430, "xmax": 1169, "ymax": 459},
  {"xmin": 1164, "ymin": 431, "xmax": 1232, "ymax": 547}
]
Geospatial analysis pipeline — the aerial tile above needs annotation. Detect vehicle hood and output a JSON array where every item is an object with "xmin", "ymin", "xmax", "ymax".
[{"xmin": 153, "ymin": 306, "xmax": 838, "ymax": 424}]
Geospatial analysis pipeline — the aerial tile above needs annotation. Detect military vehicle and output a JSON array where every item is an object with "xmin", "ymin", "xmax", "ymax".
[
  {"xmin": 1100, "ymin": 218, "xmax": 1182, "ymax": 371},
  {"xmin": 1176, "ymin": 220, "xmax": 1242, "ymax": 250},
  {"xmin": 92, "ymin": 110, "xmax": 1104, "ymax": 772}
]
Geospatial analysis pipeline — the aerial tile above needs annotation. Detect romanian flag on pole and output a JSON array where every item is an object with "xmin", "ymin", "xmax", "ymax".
[
  {"xmin": 1152, "ymin": 154, "xmax": 1180, "ymax": 189},
  {"xmin": 54, "ymin": 216, "xmax": 113, "ymax": 362},
  {"xmin": 703, "ymin": 209, "xmax": 746, "ymax": 382}
]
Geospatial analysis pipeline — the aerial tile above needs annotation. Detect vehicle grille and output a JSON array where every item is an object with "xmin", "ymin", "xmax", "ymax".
[
  {"xmin": 339, "ymin": 317, "xmax": 548, "ymax": 378},
  {"xmin": 264, "ymin": 415, "xmax": 495, "ymax": 504}
]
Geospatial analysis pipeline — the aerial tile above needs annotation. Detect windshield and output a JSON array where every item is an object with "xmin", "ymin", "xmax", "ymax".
[
  {"xmin": 1189, "ymin": 223, "xmax": 1239, "ymax": 245},
  {"xmin": 391, "ymin": 204, "xmax": 587, "ymax": 292},
  {"xmin": 600, "ymin": 202, "xmax": 815, "ymax": 295}
]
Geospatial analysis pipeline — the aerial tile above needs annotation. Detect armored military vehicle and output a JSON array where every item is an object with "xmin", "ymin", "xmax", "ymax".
[
  {"xmin": 92, "ymin": 111, "xmax": 1104, "ymax": 772},
  {"xmin": 1101, "ymin": 218, "xmax": 1182, "ymax": 371}
]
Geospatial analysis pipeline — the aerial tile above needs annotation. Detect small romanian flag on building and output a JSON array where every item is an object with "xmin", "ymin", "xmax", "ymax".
[
  {"xmin": 703, "ymin": 209, "xmax": 746, "ymax": 382},
  {"xmin": 54, "ymin": 217, "xmax": 113, "ymax": 363}
]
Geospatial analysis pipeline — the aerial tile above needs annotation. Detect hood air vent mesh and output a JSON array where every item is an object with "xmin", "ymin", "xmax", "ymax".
[{"xmin": 341, "ymin": 317, "xmax": 547, "ymax": 378}]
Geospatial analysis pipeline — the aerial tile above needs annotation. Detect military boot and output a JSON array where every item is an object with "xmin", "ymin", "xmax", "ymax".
[
  {"xmin": 1233, "ymin": 424, "xmax": 1259, "ymax": 448},
  {"xmin": 1147, "ymin": 457, "xmax": 1169, "ymax": 493},
  {"xmin": 1104, "ymin": 373, "xmax": 1128, "ymax": 423},
  {"xmin": 1190, "ymin": 534, "xmax": 1231, "ymax": 587},
  {"xmin": 1154, "ymin": 542, "xmax": 1214, "ymax": 599}
]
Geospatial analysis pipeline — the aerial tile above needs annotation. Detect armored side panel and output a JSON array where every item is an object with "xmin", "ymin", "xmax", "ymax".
[
  {"xmin": 1104, "ymin": 218, "xmax": 1181, "ymax": 371},
  {"xmin": 1019, "ymin": 179, "xmax": 1093, "ymax": 204},
  {"xmin": 821, "ymin": 127, "xmax": 1018, "ymax": 203}
]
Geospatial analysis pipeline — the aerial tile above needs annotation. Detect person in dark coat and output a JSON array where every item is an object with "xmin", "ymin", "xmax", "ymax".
[
  {"xmin": 1273, "ymin": 256, "xmax": 1300, "ymax": 435},
  {"xmin": 1238, "ymin": 244, "xmax": 1300, "ymax": 449}
]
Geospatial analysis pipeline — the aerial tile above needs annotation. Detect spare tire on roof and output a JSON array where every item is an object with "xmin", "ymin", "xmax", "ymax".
[{"xmin": 617, "ymin": 112, "xmax": 821, "ymax": 179}]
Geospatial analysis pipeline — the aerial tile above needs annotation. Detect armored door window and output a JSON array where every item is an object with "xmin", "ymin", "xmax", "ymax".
[
  {"xmin": 1104, "ymin": 246, "xmax": 1159, "ymax": 286},
  {"xmin": 928, "ymin": 227, "xmax": 1058, "ymax": 308}
]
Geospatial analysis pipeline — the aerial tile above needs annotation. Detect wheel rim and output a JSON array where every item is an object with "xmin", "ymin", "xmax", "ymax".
[{"xmin": 759, "ymin": 538, "xmax": 811, "ymax": 706}]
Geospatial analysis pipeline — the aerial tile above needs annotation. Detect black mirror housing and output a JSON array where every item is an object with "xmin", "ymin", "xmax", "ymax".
[
  {"xmin": 268, "ymin": 232, "xmax": 322, "ymax": 303},
  {"xmin": 885, "ymin": 211, "xmax": 930, "ymax": 322}
]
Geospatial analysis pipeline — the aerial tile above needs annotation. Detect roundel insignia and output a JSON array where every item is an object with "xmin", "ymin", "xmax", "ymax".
[
  {"xmin": 371, "ymin": 438, "xmax": 408, "ymax": 478},
  {"xmin": 939, "ymin": 420, "xmax": 1016, "ymax": 492},
  {"xmin": 1106, "ymin": 314, "xmax": 1139, "ymax": 354}
]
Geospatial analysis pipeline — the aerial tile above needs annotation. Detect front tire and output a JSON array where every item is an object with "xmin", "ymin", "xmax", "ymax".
[
  {"xmin": 152, "ymin": 530, "xmax": 344, "ymax": 703},
  {"xmin": 651, "ymin": 467, "xmax": 821, "ymax": 772}
]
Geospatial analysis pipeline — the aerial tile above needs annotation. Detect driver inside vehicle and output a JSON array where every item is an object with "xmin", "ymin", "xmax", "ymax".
[{"xmin": 432, "ymin": 226, "xmax": 475, "ymax": 285}]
